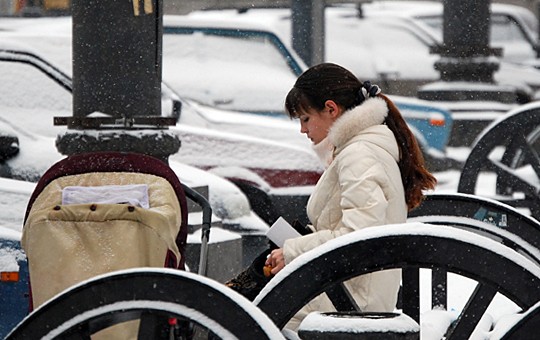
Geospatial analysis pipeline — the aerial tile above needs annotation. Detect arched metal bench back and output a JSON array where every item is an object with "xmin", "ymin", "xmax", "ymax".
[
  {"xmin": 458, "ymin": 104, "xmax": 540, "ymax": 218},
  {"xmin": 254, "ymin": 224, "xmax": 540, "ymax": 339},
  {"xmin": 406, "ymin": 193, "xmax": 540, "ymax": 321}
]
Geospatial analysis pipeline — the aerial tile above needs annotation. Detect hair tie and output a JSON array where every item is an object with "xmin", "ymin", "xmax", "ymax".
[{"xmin": 357, "ymin": 81, "xmax": 381, "ymax": 103}]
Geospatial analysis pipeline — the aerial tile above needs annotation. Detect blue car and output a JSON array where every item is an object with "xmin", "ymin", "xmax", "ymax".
[
  {"xmin": 0, "ymin": 177, "xmax": 34, "ymax": 338},
  {"xmin": 390, "ymin": 95, "xmax": 453, "ymax": 153}
]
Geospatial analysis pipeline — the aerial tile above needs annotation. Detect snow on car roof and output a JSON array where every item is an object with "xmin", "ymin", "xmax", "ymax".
[{"xmin": 165, "ymin": 13, "xmax": 284, "ymax": 32}]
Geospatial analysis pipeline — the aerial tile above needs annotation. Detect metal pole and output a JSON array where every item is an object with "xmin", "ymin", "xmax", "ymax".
[
  {"xmin": 434, "ymin": 0, "xmax": 498, "ymax": 83},
  {"xmin": 291, "ymin": 0, "xmax": 325, "ymax": 66},
  {"xmin": 72, "ymin": 0, "xmax": 162, "ymax": 119},
  {"xmin": 58, "ymin": 0, "xmax": 180, "ymax": 163},
  {"xmin": 182, "ymin": 185, "xmax": 213, "ymax": 277}
]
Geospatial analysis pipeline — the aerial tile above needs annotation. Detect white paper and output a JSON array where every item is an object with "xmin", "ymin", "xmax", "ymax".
[{"xmin": 266, "ymin": 216, "xmax": 301, "ymax": 247}]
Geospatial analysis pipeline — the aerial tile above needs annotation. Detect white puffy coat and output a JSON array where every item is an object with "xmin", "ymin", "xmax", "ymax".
[{"xmin": 283, "ymin": 97, "xmax": 406, "ymax": 330}]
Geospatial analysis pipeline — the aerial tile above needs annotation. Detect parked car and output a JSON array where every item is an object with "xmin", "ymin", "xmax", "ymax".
[
  {"xmin": 0, "ymin": 177, "xmax": 32, "ymax": 339},
  {"xmin": 161, "ymin": 14, "xmax": 455, "ymax": 165},
  {"xmin": 191, "ymin": 6, "xmax": 540, "ymax": 147},
  {"xmin": 199, "ymin": 5, "xmax": 540, "ymax": 95},
  {"xmin": 0, "ymin": 16, "xmax": 455, "ymax": 159},
  {"xmin": 0, "ymin": 41, "xmax": 323, "ymax": 226},
  {"xmin": 162, "ymin": 15, "xmax": 305, "ymax": 116},
  {"xmin": 0, "ymin": 17, "xmax": 456, "ymax": 227},
  {"xmin": 362, "ymin": 1, "xmax": 539, "ymax": 66},
  {"xmin": 0, "ymin": 46, "xmax": 269, "ymax": 233}
]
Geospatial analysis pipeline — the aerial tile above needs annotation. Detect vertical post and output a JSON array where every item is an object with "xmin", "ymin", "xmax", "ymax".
[
  {"xmin": 72, "ymin": 0, "xmax": 162, "ymax": 119},
  {"xmin": 536, "ymin": 2, "xmax": 540, "ymax": 58},
  {"xmin": 291, "ymin": 0, "xmax": 325, "ymax": 66},
  {"xmin": 418, "ymin": 0, "xmax": 518, "ymax": 104},
  {"xmin": 56, "ymin": 0, "xmax": 180, "ymax": 163},
  {"xmin": 417, "ymin": 0, "xmax": 522, "ymax": 148},
  {"xmin": 443, "ymin": 0, "xmax": 490, "ymax": 57},
  {"xmin": 434, "ymin": 0, "xmax": 496, "ymax": 83}
]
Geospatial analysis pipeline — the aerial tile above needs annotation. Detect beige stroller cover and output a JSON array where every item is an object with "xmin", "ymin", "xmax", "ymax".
[{"xmin": 22, "ymin": 171, "xmax": 182, "ymax": 309}]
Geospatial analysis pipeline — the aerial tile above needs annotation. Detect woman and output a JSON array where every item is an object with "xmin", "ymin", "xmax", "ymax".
[{"xmin": 265, "ymin": 63, "xmax": 437, "ymax": 330}]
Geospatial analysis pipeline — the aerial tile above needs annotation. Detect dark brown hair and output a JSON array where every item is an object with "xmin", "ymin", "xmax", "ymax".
[{"xmin": 285, "ymin": 63, "xmax": 436, "ymax": 210}]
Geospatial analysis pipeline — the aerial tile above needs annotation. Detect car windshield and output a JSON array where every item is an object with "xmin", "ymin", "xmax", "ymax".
[
  {"xmin": 162, "ymin": 28, "xmax": 298, "ymax": 115},
  {"xmin": 491, "ymin": 15, "xmax": 531, "ymax": 44},
  {"xmin": 416, "ymin": 13, "xmax": 536, "ymax": 62},
  {"xmin": 325, "ymin": 15, "xmax": 437, "ymax": 80},
  {"xmin": 420, "ymin": 14, "xmax": 531, "ymax": 43},
  {"xmin": 0, "ymin": 59, "xmax": 71, "ymax": 138}
]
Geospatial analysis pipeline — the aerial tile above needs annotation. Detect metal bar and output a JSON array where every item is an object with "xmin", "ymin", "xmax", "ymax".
[
  {"xmin": 181, "ymin": 184, "xmax": 213, "ymax": 277},
  {"xmin": 402, "ymin": 267, "xmax": 420, "ymax": 323},
  {"xmin": 54, "ymin": 116, "xmax": 177, "ymax": 128},
  {"xmin": 445, "ymin": 284, "xmax": 497, "ymax": 339}
]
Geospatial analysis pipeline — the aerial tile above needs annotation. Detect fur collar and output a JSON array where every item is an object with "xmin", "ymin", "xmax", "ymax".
[{"xmin": 328, "ymin": 97, "xmax": 388, "ymax": 148}]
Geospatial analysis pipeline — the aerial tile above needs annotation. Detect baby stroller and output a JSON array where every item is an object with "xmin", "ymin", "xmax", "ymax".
[{"xmin": 20, "ymin": 151, "xmax": 212, "ymax": 338}]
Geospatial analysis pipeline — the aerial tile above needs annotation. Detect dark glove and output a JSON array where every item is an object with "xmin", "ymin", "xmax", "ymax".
[{"xmin": 225, "ymin": 248, "xmax": 272, "ymax": 301}]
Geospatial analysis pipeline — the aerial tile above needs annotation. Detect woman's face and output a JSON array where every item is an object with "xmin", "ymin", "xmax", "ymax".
[{"xmin": 298, "ymin": 100, "xmax": 340, "ymax": 145}]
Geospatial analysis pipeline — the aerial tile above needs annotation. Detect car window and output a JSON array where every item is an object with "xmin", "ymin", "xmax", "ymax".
[
  {"xmin": 416, "ymin": 13, "xmax": 536, "ymax": 61},
  {"xmin": 416, "ymin": 15, "xmax": 443, "ymax": 37},
  {"xmin": 491, "ymin": 14, "xmax": 530, "ymax": 44},
  {"xmin": 326, "ymin": 17, "xmax": 437, "ymax": 80},
  {"xmin": 0, "ymin": 181, "xmax": 33, "ymax": 232},
  {"xmin": 162, "ymin": 29, "xmax": 298, "ymax": 114},
  {"xmin": 491, "ymin": 14, "xmax": 537, "ymax": 62},
  {"xmin": 0, "ymin": 60, "xmax": 71, "ymax": 137}
]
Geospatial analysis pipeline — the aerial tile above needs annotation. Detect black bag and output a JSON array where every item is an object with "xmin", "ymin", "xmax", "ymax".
[
  {"xmin": 225, "ymin": 248, "xmax": 272, "ymax": 301},
  {"xmin": 225, "ymin": 219, "xmax": 359, "ymax": 312},
  {"xmin": 225, "ymin": 219, "xmax": 312, "ymax": 300}
]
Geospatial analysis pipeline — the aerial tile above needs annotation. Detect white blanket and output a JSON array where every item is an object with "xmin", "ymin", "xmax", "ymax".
[{"xmin": 62, "ymin": 184, "xmax": 150, "ymax": 209}]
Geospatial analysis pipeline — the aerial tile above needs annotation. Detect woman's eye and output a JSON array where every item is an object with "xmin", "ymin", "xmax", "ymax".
[{"xmin": 301, "ymin": 117, "xmax": 309, "ymax": 123}]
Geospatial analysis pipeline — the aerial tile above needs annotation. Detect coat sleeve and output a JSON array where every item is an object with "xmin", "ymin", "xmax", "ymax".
[{"xmin": 283, "ymin": 149, "xmax": 391, "ymax": 264}]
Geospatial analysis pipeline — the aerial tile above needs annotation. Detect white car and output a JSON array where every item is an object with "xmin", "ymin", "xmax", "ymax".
[
  {"xmin": 0, "ymin": 37, "xmax": 322, "ymax": 227},
  {"xmin": 192, "ymin": 5, "xmax": 540, "ymax": 96},
  {"xmin": 185, "ymin": 6, "xmax": 540, "ymax": 148},
  {"xmin": 0, "ymin": 46, "xmax": 269, "ymax": 233},
  {"xmin": 161, "ymin": 15, "xmax": 307, "ymax": 116},
  {"xmin": 361, "ymin": 1, "xmax": 539, "ymax": 66}
]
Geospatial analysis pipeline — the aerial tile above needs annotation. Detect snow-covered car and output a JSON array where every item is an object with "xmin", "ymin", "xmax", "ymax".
[
  {"xmin": 0, "ymin": 43, "xmax": 322, "ymax": 227},
  {"xmin": 0, "ymin": 47, "xmax": 269, "ymax": 234},
  {"xmin": 161, "ymin": 15, "xmax": 305, "ymax": 116},
  {"xmin": 0, "ymin": 16, "xmax": 455, "ymax": 155},
  {"xmin": 363, "ymin": 1, "xmax": 539, "ymax": 67},
  {"xmin": 189, "ymin": 6, "xmax": 540, "ymax": 147},
  {"xmin": 161, "ymin": 14, "xmax": 456, "ymax": 168},
  {"xmin": 193, "ymin": 5, "xmax": 540, "ymax": 97}
]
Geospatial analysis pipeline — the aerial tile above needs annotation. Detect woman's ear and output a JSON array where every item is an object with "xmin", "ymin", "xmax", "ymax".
[{"xmin": 325, "ymin": 100, "xmax": 341, "ymax": 119}]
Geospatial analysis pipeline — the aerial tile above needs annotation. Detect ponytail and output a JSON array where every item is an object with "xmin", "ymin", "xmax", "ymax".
[{"xmin": 379, "ymin": 94, "xmax": 437, "ymax": 210}]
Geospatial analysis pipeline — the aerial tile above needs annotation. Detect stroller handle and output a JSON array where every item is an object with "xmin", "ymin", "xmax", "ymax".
[{"xmin": 181, "ymin": 184, "xmax": 212, "ymax": 276}]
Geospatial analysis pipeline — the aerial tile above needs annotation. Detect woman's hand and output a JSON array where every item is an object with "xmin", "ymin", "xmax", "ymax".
[{"xmin": 265, "ymin": 248, "xmax": 286, "ymax": 275}]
